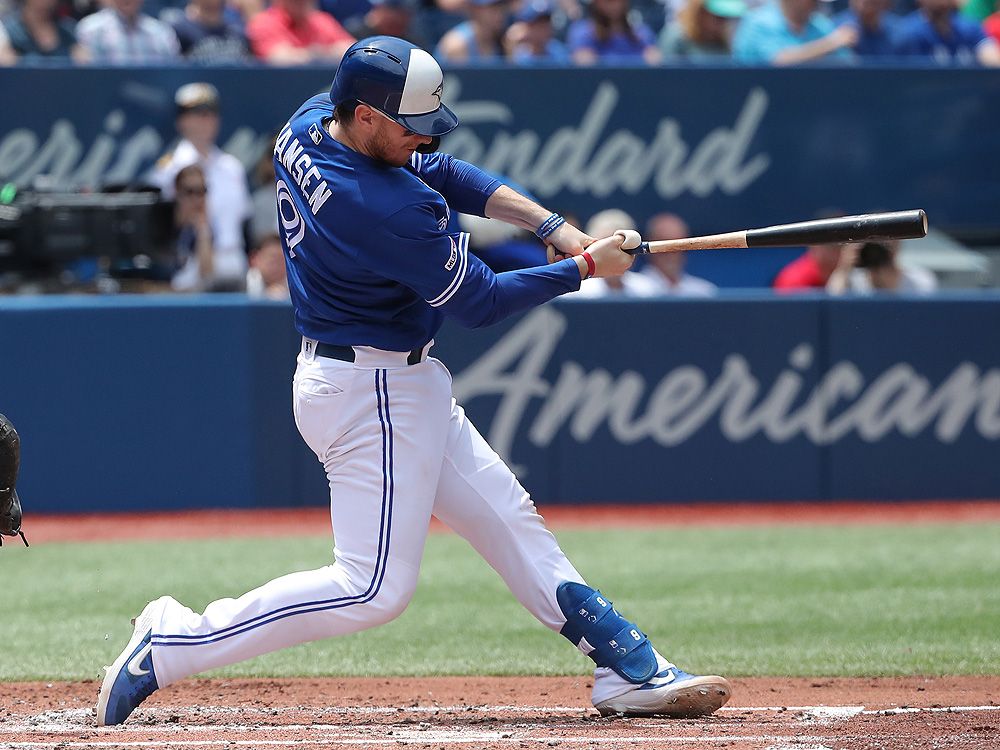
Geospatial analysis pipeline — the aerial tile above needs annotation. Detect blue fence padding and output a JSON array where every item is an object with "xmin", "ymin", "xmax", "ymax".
[
  {"xmin": 2, "ymin": 65, "xmax": 1000, "ymax": 243},
  {"xmin": 2, "ymin": 294, "xmax": 998, "ymax": 512}
]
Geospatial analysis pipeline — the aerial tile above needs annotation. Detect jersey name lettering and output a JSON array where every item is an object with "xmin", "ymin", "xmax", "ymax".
[{"xmin": 274, "ymin": 123, "xmax": 332, "ymax": 215}]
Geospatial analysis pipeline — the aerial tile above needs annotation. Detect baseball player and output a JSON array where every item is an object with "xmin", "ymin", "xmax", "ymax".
[{"xmin": 97, "ymin": 36, "xmax": 732, "ymax": 726}]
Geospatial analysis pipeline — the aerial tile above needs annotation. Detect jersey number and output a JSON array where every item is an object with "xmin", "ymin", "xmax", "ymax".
[{"xmin": 276, "ymin": 180, "xmax": 305, "ymax": 259}]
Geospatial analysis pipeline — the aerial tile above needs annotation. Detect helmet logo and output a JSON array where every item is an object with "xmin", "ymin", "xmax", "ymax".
[{"xmin": 431, "ymin": 83, "xmax": 443, "ymax": 107}]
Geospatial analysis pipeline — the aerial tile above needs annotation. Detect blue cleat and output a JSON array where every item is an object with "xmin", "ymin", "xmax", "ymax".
[
  {"xmin": 96, "ymin": 600, "xmax": 162, "ymax": 726},
  {"xmin": 594, "ymin": 666, "xmax": 732, "ymax": 718}
]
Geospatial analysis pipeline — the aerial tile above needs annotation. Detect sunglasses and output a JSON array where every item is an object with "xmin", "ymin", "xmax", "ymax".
[
  {"xmin": 372, "ymin": 107, "xmax": 416, "ymax": 136},
  {"xmin": 179, "ymin": 185, "xmax": 208, "ymax": 196}
]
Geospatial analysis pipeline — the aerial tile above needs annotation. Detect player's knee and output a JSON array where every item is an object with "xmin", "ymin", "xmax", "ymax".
[{"xmin": 365, "ymin": 573, "xmax": 418, "ymax": 626}]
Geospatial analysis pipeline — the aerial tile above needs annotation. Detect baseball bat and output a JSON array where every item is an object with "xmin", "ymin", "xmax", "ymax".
[{"xmin": 626, "ymin": 209, "xmax": 928, "ymax": 256}]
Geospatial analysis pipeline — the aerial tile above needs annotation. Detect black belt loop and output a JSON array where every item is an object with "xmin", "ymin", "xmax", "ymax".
[{"xmin": 315, "ymin": 342, "xmax": 424, "ymax": 365}]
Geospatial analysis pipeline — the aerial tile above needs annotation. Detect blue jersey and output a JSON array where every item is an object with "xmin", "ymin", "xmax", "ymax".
[
  {"xmin": 893, "ymin": 11, "xmax": 987, "ymax": 64},
  {"xmin": 274, "ymin": 95, "xmax": 582, "ymax": 351}
]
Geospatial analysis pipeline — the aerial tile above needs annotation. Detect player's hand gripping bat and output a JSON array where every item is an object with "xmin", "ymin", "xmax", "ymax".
[{"xmin": 624, "ymin": 210, "xmax": 928, "ymax": 256}]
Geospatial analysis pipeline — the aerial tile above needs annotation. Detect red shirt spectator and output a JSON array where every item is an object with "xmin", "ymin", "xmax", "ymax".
[
  {"xmin": 773, "ymin": 244, "xmax": 842, "ymax": 290},
  {"xmin": 247, "ymin": 0, "xmax": 354, "ymax": 63},
  {"xmin": 986, "ymin": 12, "xmax": 1000, "ymax": 43}
]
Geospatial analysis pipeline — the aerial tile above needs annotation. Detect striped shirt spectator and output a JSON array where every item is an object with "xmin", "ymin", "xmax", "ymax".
[{"xmin": 76, "ymin": 0, "xmax": 181, "ymax": 63}]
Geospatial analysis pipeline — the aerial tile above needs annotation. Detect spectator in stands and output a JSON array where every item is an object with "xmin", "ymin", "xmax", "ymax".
[
  {"xmin": 638, "ymin": 213, "xmax": 717, "ymax": 296},
  {"xmin": 0, "ymin": 23, "xmax": 14, "ymax": 66},
  {"xmin": 435, "ymin": 0, "xmax": 510, "ymax": 62},
  {"xmin": 246, "ymin": 0, "xmax": 354, "ymax": 63},
  {"xmin": 732, "ymin": 0, "xmax": 857, "ymax": 64},
  {"xmin": 504, "ymin": 0, "xmax": 570, "ymax": 62},
  {"xmin": 987, "ymin": 7, "xmax": 1000, "ymax": 42},
  {"xmin": 246, "ymin": 233, "xmax": 290, "ymax": 299},
  {"xmin": 833, "ymin": 0, "xmax": 900, "ymax": 56},
  {"xmin": 250, "ymin": 133, "xmax": 279, "ymax": 245},
  {"xmin": 567, "ymin": 209, "xmax": 662, "ymax": 298},
  {"xmin": 169, "ymin": 164, "xmax": 243, "ymax": 291},
  {"xmin": 567, "ymin": 0, "xmax": 662, "ymax": 64},
  {"xmin": 150, "ymin": 83, "xmax": 251, "ymax": 291},
  {"xmin": 0, "ymin": 0, "xmax": 84, "ymax": 62},
  {"xmin": 344, "ymin": 0, "xmax": 424, "ymax": 44},
  {"xmin": 659, "ymin": 0, "xmax": 745, "ymax": 60},
  {"xmin": 320, "ymin": 0, "xmax": 372, "ymax": 32},
  {"xmin": 163, "ymin": 0, "xmax": 251, "ymax": 62},
  {"xmin": 75, "ymin": 0, "xmax": 181, "ymax": 63},
  {"xmin": 827, "ymin": 241, "xmax": 937, "ymax": 294},
  {"xmin": 51, "ymin": 0, "xmax": 101, "ymax": 22},
  {"xmin": 772, "ymin": 240, "xmax": 848, "ymax": 290},
  {"xmin": 893, "ymin": 0, "xmax": 1000, "ymax": 64}
]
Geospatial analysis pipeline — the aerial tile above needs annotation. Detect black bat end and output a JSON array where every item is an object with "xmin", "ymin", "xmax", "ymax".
[
  {"xmin": 624, "ymin": 242, "xmax": 650, "ymax": 256},
  {"xmin": 746, "ymin": 209, "xmax": 929, "ymax": 248}
]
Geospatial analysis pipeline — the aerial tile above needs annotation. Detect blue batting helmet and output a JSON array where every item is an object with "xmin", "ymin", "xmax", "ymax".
[{"xmin": 329, "ymin": 36, "xmax": 459, "ymax": 138}]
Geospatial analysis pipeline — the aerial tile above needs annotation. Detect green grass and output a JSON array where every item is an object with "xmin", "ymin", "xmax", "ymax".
[{"xmin": 2, "ymin": 523, "xmax": 998, "ymax": 681}]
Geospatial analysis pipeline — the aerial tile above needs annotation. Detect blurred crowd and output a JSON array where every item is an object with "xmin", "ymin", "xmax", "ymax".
[{"xmin": 1, "ymin": 0, "xmax": 999, "ymax": 66}]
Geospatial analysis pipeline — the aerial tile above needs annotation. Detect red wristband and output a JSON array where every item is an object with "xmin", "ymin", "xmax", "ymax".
[{"xmin": 582, "ymin": 250, "xmax": 596, "ymax": 279}]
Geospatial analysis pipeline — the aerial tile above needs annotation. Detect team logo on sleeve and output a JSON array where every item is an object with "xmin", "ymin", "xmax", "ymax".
[
  {"xmin": 437, "ymin": 204, "xmax": 450, "ymax": 231},
  {"xmin": 308, "ymin": 123, "xmax": 324, "ymax": 145},
  {"xmin": 445, "ymin": 237, "xmax": 458, "ymax": 271},
  {"xmin": 276, "ymin": 180, "xmax": 306, "ymax": 256}
]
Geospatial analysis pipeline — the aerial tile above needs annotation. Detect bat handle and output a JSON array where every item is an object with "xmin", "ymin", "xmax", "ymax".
[{"xmin": 624, "ymin": 242, "xmax": 650, "ymax": 257}]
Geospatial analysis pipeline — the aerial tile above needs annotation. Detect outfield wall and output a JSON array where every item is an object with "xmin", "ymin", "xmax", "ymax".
[{"xmin": 2, "ymin": 295, "xmax": 998, "ymax": 512}]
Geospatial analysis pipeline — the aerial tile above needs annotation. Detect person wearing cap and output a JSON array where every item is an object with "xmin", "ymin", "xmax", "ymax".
[
  {"xmin": 659, "ymin": 0, "xmax": 745, "ymax": 59},
  {"xmin": 504, "ymin": 0, "xmax": 570, "ymax": 62},
  {"xmin": 149, "ymin": 82, "xmax": 252, "ymax": 291},
  {"xmin": 75, "ymin": 0, "xmax": 180, "ymax": 63},
  {"xmin": 164, "ymin": 0, "xmax": 251, "ymax": 62},
  {"xmin": 566, "ymin": 0, "xmax": 661, "ymax": 64},
  {"xmin": 435, "ymin": 0, "xmax": 510, "ymax": 62},
  {"xmin": 246, "ymin": 0, "xmax": 355, "ymax": 63},
  {"xmin": 732, "ymin": 0, "xmax": 857, "ymax": 64}
]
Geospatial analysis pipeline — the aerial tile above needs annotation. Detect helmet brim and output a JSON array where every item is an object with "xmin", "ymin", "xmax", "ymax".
[{"xmin": 397, "ymin": 102, "xmax": 459, "ymax": 138}]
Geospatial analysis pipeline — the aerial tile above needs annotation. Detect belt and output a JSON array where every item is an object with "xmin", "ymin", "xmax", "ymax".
[{"xmin": 314, "ymin": 342, "xmax": 426, "ymax": 366}]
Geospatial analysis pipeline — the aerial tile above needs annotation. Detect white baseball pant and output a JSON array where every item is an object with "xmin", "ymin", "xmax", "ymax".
[{"xmin": 147, "ymin": 342, "xmax": 640, "ymax": 704}]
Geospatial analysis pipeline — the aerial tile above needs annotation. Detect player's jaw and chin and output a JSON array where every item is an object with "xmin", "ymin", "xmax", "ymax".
[
  {"xmin": 370, "ymin": 123, "xmax": 428, "ymax": 167},
  {"xmin": 366, "ymin": 108, "xmax": 433, "ymax": 167}
]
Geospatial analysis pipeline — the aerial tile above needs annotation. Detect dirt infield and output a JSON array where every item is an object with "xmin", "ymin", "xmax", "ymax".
[
  {"xmin": 3, "ymin": 676, "xmax": 998, "ymax": 749},
  {"xmin": 22, "ymin": 500, "xmax": 1000, "ymax": 544}
]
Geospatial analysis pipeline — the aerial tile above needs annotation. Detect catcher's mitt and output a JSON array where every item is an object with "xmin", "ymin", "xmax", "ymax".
[{"xmin": 0, "ymin": 414, "xmax": 27, "ymax": 546}]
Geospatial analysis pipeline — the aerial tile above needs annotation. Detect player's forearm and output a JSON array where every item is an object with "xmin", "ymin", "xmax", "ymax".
[{"xmin": 484, "ymin": 184, "xmax": 554, "ymax": 233}]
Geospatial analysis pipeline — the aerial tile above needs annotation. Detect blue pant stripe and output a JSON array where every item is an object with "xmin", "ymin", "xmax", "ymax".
[{"xmin": 153, "ymin": 369, "xmax": 394, "ymax": 647}]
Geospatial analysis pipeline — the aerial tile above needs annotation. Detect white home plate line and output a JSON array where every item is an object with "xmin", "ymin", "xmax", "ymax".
[{"xmin": 865, "ymin": 706, "xmax": 1000, "ymax": 715}]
